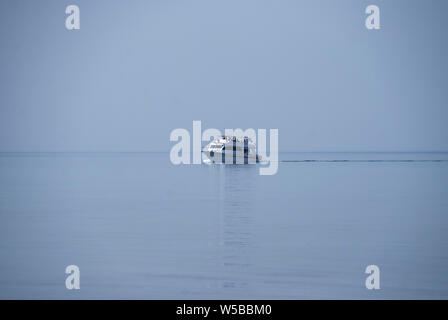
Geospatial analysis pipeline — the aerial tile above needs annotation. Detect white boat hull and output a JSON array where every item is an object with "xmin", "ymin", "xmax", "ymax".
[{"xmin": 202, "ymin": 150, "xmax": 259, "ymax": 164}]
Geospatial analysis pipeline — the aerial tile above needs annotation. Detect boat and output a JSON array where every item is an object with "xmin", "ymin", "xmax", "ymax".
[{"xmin": 202, "ymin": 135, "xmax": 261, "ymax": 164}]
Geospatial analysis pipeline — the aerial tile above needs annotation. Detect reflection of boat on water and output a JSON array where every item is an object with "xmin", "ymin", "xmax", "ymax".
[
  {"xmin": 217, "ymin": 164, "xmax": 255, "ymax": 290},
  {"xmin": 202, "ymin": 136, "xmax": 261, "ymax": 164}
]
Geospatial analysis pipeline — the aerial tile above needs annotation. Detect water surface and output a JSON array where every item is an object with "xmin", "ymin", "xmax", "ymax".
[{"xmin": 0, "ymin": 152, "xmax": 447, "ymax": 299}]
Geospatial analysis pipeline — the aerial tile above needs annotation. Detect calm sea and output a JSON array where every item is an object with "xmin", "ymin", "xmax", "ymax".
[{"xmin": 0, "ymin": 152, "xmax": 448, "ymax": 299}]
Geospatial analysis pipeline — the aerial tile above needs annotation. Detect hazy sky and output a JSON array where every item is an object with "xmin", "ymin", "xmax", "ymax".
[{"xmin": 0, "ymin": 0, "xmax": 447, "ymax": 152}]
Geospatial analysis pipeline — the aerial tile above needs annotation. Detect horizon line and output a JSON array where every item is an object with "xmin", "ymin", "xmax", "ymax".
[{"xmin": 1, "ymin": 150, "xmax": 448, "ymax": 154}]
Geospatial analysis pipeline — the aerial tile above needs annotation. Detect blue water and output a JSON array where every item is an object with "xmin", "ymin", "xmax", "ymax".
[{"xmin": 1, "ymin": 152, "xmax": 448, "ymax": 299}]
